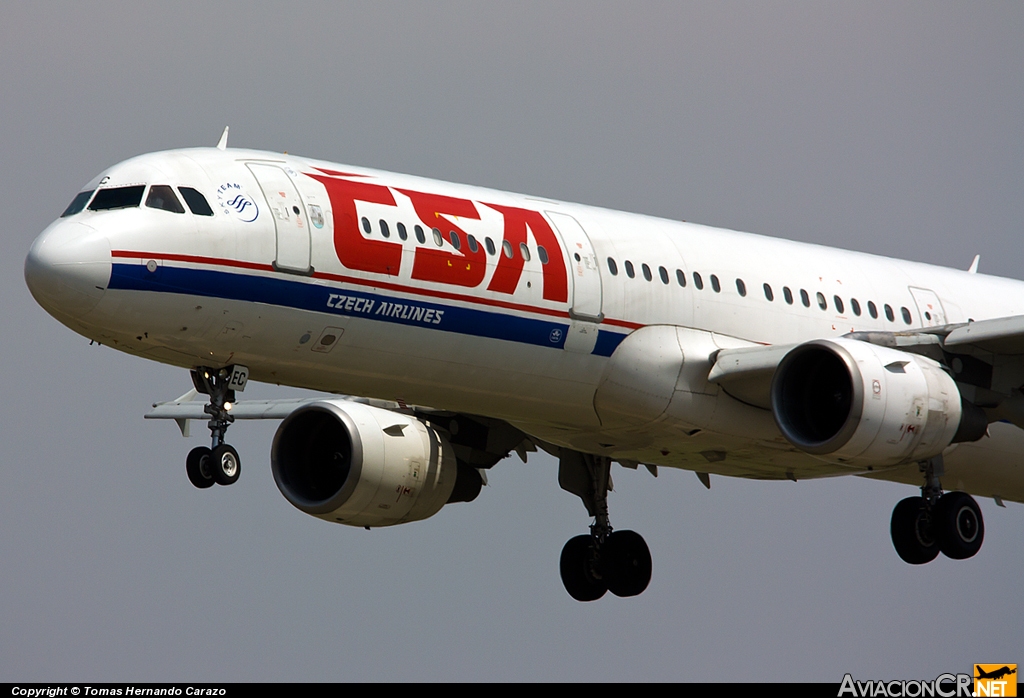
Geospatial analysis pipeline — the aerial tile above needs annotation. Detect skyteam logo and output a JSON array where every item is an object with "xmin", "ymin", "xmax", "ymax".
[{"xmin": 216, "ymin": 182, "xmax": 259, "ymax": 222}]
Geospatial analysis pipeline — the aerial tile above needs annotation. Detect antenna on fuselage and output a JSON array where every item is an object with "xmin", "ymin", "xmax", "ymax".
[
  {"xmin": 968, "ymin": 254, "xmax": 980, "ymax": 274},
  {"xmin": 216, "ymin": 126, "xmax": 229, "ymax": 151}
]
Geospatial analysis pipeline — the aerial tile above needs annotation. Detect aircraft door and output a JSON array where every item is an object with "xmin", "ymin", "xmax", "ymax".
[
  {"xmin": 546, "ymin": 212, "xmax": 603, "ymax": 322},
  {"xmin": 247, "ymin": 163, "xmax": 312, "ymax": 274},
  {"xmin": 908, "ymin": 287, "xmax": 947, "ymax": 327}
]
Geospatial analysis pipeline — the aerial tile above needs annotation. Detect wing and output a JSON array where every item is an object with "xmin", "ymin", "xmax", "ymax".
[{"xmin": 146, "ymin": 390, "xmax": 538, "ymax": 471}]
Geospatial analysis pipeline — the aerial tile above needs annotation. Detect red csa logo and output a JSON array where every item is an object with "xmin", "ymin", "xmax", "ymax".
[{"xmin": 306, "ymin": 169, "xmax": 568, "ymax": 303}]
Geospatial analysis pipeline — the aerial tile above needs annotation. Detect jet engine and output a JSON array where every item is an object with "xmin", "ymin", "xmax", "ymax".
[
  {"xmin": 771, "ymin": 338, "xmax": 985, "ymax": 466},
  {"xmin": 271, "ymin": 400, "xmax": 461, "ymax": 527}
]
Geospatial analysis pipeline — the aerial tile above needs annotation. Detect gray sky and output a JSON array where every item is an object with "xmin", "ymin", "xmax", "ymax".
[{"xmin": 1, "ymin": 2, "xmax": 1022, "ymax": 682}]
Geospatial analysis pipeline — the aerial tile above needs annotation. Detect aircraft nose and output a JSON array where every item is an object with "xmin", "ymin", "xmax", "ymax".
[{"xmin": 25, "ymin": 220, "xmax": 111, "ymax": 320}]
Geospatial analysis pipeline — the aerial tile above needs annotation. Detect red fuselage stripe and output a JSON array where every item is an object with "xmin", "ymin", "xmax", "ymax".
[{"xmin": 110, "ymin": 250, "xmax": 644, "ymax": 330}]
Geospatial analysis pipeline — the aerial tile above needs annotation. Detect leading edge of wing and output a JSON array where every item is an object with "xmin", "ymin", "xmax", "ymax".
[{"xmin": 943, "ymin": 314, "xmax": 1024, "ymax": 356}]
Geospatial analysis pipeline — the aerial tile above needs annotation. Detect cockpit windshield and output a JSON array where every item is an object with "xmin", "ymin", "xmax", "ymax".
[
  {"xmin": 145, "ymin": 185, "xmax": 185, "ymax": 214},
  {"xmin": 60, "ymin": 190, "xmax": 94, "ymax": 218},
  {"xmin": 88, "ymin": 185, "xmax": 146, "ymax": 211},
  {"xmin": 60, "ymin": 183, "xmax": 215, "ymax": 218},
  {"xmin": 178, "ymin": 187, "xmax": 214, "ymax": 216}
]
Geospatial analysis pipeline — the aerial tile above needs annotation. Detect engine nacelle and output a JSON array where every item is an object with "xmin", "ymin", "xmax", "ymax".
[
  {"xmin": 271, "ymin": 400, "xmax": 457, "ymax": 527},
  {"xmin": 771, "ymin": 339, "xmax": 966, "ymax": 466}
]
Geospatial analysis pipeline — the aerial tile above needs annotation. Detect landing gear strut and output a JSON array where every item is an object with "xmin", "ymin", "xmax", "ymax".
[
  {"xmin": 185, "ymin": 365, "xmax": 247, "ymax": 488},
  {"xmin": 558, "ymin": 452, "xmax": 652, "ymax": 601},
  {"xmin": 890, "ymin": 456, "xmax": 984, "ymax": 564}
]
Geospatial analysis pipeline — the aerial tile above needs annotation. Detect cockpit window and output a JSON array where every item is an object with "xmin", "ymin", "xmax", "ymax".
[
  {"xmin": 145, "ymin": 185, "xmax": 185, "ymax": 214},
  {"xmin": 61, "ymin": 190, "xmax": 94, "ymax": 217},
  {"xmin": 88, "ymin": 185, "xmax": 146, "ymax": 211},
  {"xmin": 178, "ymin": 187, "xmax": 214, "ymax": 216}
]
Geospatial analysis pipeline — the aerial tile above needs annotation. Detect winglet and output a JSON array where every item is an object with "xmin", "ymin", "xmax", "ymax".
[
  {"xmin": 968, "ymin": 254, "xmax": 980, "ymax": 274},
  {"xmin": 216, "ymin": 126, "xmax": 230, "ymax": 151}
]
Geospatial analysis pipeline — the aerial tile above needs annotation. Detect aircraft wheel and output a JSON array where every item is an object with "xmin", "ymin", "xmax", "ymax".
[
  {"xmin": 210, "ymin": 444, "xmax": 241, "ymax": 486},
  {"xmin": 604, "ymin": 530, "xmax": 652, "ymax": 597},
  {"xmin": 890, "ymin": 496, "xmax": 939, "ymax": 565},
  {"xmin": 934, "ymin": 491, "xmax": 984, "ymax": 560},
  {"xmin": 560, "ymin": 535, "xmax": 607, "ymax": 602},
  {"xmin": 186, "ymin": 447, "xmax": 215, "ymax": 489}
]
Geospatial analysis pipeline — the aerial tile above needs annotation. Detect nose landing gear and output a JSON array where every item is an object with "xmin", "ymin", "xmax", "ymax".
[
  {"xmin": 185, "ymin": 365, "xmax": 247, "ymax": 489},
  {"xmin": 558, "ymin": 452, "xmax": 652, "ymax": 601},
  {"xmin": 890, "ymin": 457, "xmax": 984, "ymax": 564}
]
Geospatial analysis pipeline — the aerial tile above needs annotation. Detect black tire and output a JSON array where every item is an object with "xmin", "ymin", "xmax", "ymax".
[
  {"xmin": 890, "ymin": 496, "xmax": 939, "ymax": 565},
  {"xmin": 210, "ymin": 444, "xmax": 241, "ymax": 486},
  {"xmin": 604, "ymin": 530, "xmax": 652, "ymax": 597},
  {"xmin": 186, "ymin": 446, "xmax": 215, "ymax": 489},
  {"xmin": 559, "ymin": 535, "xmax": 607, "ymax": 602},
  {"xmin": 934, "ymin": 491, "xmax": 984, "ymax": 560}
]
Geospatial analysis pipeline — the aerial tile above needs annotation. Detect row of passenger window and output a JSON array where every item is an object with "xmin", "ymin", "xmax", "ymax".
[
  {"xmin": 360, "ymin": 217, "xmax": 550, "ymax": 264},
  {"xmin": 606, "ymin": 257, "xmax": 915, "ymax": 325},
  {"xmin": 61, "ymin": 185, "xmax": 214, "ymax": 218}
]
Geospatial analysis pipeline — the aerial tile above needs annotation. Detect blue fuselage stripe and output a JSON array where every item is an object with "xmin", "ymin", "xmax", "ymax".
[{"xmin": 108, "ymin": 263, "xmax": 628, "ymax": 356}]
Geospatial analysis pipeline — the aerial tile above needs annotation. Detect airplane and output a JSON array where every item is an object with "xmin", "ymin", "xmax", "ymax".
[
  {"xmin": 975, "ymin": 666, "xmax": 1017, "ymax": 681},
  {"xmin": 24, "ymin": 129, "xmax": 1024, "ymax": 601}
]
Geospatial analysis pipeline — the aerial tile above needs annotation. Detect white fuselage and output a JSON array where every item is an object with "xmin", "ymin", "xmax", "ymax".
[{"xmin": 26, "ymin": 147, "xmax": 1024, "ymax": 502}]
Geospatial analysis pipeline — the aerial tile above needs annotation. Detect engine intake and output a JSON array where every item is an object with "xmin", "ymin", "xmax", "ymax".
[
  {"xmin": 272, "ymin": 400, "xmax": 458, "ymax": 527},
  {"xmin": 771, "ymin": 339, "xmax": 971, "ymax": 465}
]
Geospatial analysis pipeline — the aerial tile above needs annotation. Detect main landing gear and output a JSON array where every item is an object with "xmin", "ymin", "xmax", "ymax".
[
  {"xmin": 558, "ymin": 452, "xmax": 652, "ymax": 601},
  {"xmin": 890, "ymin": 456, "xmax": 984, "ymax": 564},
  {"xmin": 185, "ymin": 365, "xmax": 247, "ymax": 489}
]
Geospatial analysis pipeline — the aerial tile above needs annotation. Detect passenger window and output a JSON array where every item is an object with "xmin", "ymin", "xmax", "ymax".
[
  {"xmin": 61, "ymin": 190, "xmax": 94, "ymax": 217},
  {"xmin": 783, "ymin": 287, "xmax": 793, "ymax": 304},
  {"xmin": 676, "ymin": 269, "xmax": 686, "ymax": 287},
  {"xmin": 642, "ymin": 263, "xmax": 652, "ymax": 281},
  {"xmin": 763, "ymin": 283, "xmax": 774, "ymax": 301},
  {"xmin": 868, "ymin": 301, "xmax": 878, "ymax": 319},
  {"xmin": 432, "ymin": 227, "xmax": 444, "ymax": 247},
  {"xmin": 884, "ymin": 304, "xmax": 895, "ymax": 322},
  {"xmin": 89, "ymin": 185, "xmax": 145, "ymax": 211},
  {"xmin": 659, "ymin": 266, "xmax": 669, "ymax": 284},
  {"xmin": 901, "ymin": 307, "xmax": 912, "ymax": 324},
  {"xmin": 607, "ymin": 258, "xmax": 618, "ymax": 275},
  {"xmin": 520, "ymin": 242, "xmax": 531, "ymax": 261},
  {"xmin": 485, "ymin": 237, "xmax": 496, "ymax": 255},
  {"xmin": 415, "ymin": 225, "xmax": 426, "ymax": 244},
  {"xmin": 380, "ymin": 220, "xmax": 391, "ymax": 238},
  {"xmin": 361, "ymin": 217, "xmax": 372, "ymax": 234},
  {"xmin": 693, "ymin": 272, "xmax": 703, "ymax": 290},
  {"xmin": 145, "ymin": 186, "xmax": 185, "ymax": 214},
  {"xmin": 625, "ymin": 261, "xmax": 635, "ymax": 279},
  {"xmin": 800, "ymin": 289, "xmax": 810, "ymax": 307},
  {"xmin": 450, "ymin": 231, "xmax": 461, "ymax": 250},
  {"xmin": 851, "ymin": 298, "xmax": 861, "ymax": 316},
  {"xmin": 736, "ymin": 279, "xmax": 746, "ymax": 297},
  {"xmin": 397, "ymin": 222, "xmax": 408, "ymax": 241},
  {"xmin": 538, "ymin": 245, "xmax": 549, "ymax": 264},
  {"xmin": 502, "ymin": 240, "xmax": 513, "ymax": 258},
  {"xmin": 178, "ymin": 187, "xmax": 214, "ymax": 216},
  {"xmin": 817, "ymin": 292, "xmax": 827, "ymax": 310},
  {"xmin": 834, "ymin": 296, "xmax": 844, "ymax": 314},
  {"xmin": 468, "ymin": 234, "xmax": 479, "ymax": 253},
  {"xmin": 711, "ymin": 275, "xmax": 720, "ymax": 292}
]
